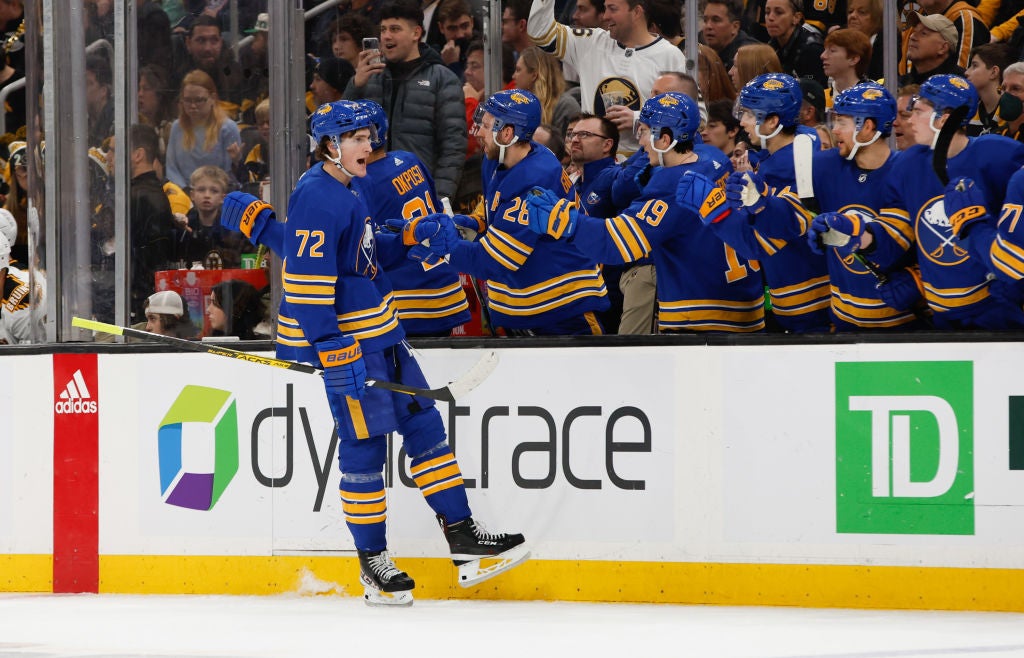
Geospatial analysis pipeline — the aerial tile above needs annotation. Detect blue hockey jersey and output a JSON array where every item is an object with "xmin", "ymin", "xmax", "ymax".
[
  {"xmin": 362, "ymin": 150, "xmax": 470, "ymax": 334},
  {"xmin": 275, "ymin": 163, "xmax": 404, "ymax": 364},
  {"xmin": 571, "ymin": 158, "xmax": 765, "ymax": 332},
  {"xmin": 758, "ymin": 147, "xmax": 917, "ymax": 330},
  {"xmin": 711, "ymin": 140, "xmax": 830, "ymax": 332},
  {"xmin": 448, "ymin": 142, "xmax": 609, "ymax": 330},
  {"xmin": 871, "ymin": 136, "xmax": 1024, "ymax": 319}
]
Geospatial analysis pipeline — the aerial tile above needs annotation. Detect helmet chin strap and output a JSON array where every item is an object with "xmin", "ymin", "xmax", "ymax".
[
  {"xmin": 928, "ymin": 112, "xmax": 944, "ymax": 150},
  {"xmin": 326, "ymin": 136, "xmax": 359, "ymax": 179},
  {"xmin": 494, "ymin": 130, "xmax": 519, "ymax": 166},
  {"xmin": 755, "ymin": 120, "xmax": 783, "ymax": 150},
  {"xmin": 846, "ymin": 122, "xmax": 882, "ymax": 161},
  {"xmin": 648, "ymin": 131, "xmax": 677, "ymax": 167}
]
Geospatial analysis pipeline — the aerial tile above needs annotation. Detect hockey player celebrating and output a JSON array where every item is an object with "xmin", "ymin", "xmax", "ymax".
[
  {"xmin": 811, "ymin": 74, "xmax": 1024, "ymax": 329},
  {"xmin": 221, "ymin": 100, "xmax": 527, "ymax": 606},
  {"xmin": 405, "ymin": 89, "xmax": 610, "ymax": 335},
  {"xmin": 710, "ymin": 73, "xmax": 831, "ymax": 333},
  {"xmin": 736, "ymin": 81, "xmax": 925, "ymax": 330},
  {"xmin": 356, "ymin": 100, "xmax": 471, "ymax": 336},
  {"xmin": 524, "ymin": 92, "xmax": 766, "ymax": 333}
]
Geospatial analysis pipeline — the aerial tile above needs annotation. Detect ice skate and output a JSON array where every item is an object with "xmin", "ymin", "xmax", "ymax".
[
  {"xmin": 438, "ymin": 515, "xmax": 530, "ymax": 587},
  {"xmin": 358, "ymin": 549, "xmax": 415, "ymax": 607}
]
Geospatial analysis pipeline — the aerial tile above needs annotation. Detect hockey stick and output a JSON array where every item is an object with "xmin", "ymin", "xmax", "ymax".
[
  {"xmin": 932, "ymin": 105, "xmax": 969, "ymax": 186},
  {"xmin": 71, "ymin": 317, "xmax": 498, "ymax": 403},
  {"xmin": 819, "ymin": 226, "xmax": 889, "ymax": 285}
]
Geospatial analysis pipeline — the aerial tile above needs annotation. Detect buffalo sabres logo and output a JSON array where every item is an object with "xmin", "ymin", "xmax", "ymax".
[
  {"xmin": 509, "ymin": 91, "xmax": 532, "ymax": 105},
  {"xmin": 658, "ymin": 95, "xmax": 680, "ymax": 107},
  {"xmin": 916, "ymin": 195, "xmax": 969, "ymax": 265},
  {"xmin": 835, "ymin": 205, "xmax": 879, "ymax": 276},
  {"xmin": 316, "ymin": 104, "xmax": 332, "ymax": 115},
  {"xmin": 861, "ymin": 88, "xmax": 883, "ymax": 100},
  {"xmin": 587, "ymin": 191, "xmax": 601, "ymax": 205},
  {"xmin": 358, "ymin": 221, "xmax": 379, "ymax": 278},
  {"xmin": 949, "ymin": 77, "xmax": 970, "ymax": 90},
  {"xmin": 762, "ymin": 78, "xmax": 785, "ymax": 91}
]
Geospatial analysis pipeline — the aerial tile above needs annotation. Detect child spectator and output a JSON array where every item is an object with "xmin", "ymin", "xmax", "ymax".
[{"xmin": 176, "ymin": 165, "xmax": 253, "ymax": 268}]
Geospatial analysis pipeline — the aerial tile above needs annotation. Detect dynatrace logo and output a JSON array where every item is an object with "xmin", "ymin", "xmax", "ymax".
[
  {"xmin": 835, "ymin": 361, "xmax": 973, "ymax": 536},
  {"xmin": 158, "ymin": 385, "xmax": 239, "ymax": 511}
]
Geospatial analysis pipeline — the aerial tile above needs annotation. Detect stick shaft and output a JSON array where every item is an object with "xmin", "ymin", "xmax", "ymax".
[{"xmin": 71, "ymin": 317, "xmax": 476, "ymax": 402}]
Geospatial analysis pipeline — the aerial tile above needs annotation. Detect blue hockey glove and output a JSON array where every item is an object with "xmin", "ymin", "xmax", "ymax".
[
  {"xmin": 384, "ymin": 214, "xmax": 460, "ymax": 255},
  {"xmin": 876, "ymin": 266, "xmax": 924, "ymax": 312},
  {"xmin": 453, "ymin": 213, "xmax": 486, "ymax": 240},
  {"xmin": 724, "ymin": 171, "xmax": 768, "ymax": 214},
  {"xmin": 944, "ymin": 176, "xmax": 989, "ymax": 239},
  {"xmin": 676, "ymin": 170, "xmax": 730, "ymax": 225},
  {"xmin": 222, "ymin": 191, "xmax": 276, "ymax": 244},
  {"xmin": 317, "ymin": 336, "xmax": 366, "ymax": 400},
  {"xmin": 809, "ymin": 211, "xmax": 865, "ymax": 257},
  {"xmin": 526, "ymin": 187, "xmax": 579, "ymax": 239}
]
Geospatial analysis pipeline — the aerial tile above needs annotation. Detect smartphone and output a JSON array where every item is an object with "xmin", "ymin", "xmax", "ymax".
[{"xmin": 362, "ymin": 37, "xmax": 382, "ymax": 65}]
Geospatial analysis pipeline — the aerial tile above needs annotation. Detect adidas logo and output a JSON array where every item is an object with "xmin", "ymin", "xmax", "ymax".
[
  {"xmin": 417, "ymin": 80, "xmax": 430, "ymax": 87},
  {"xmin": 393, "ymin": 156, "xmax": 404, "ymax": 166},
  {"xmin": 54, "ymin": 369, "xmax": 97, "ymax": 414}
]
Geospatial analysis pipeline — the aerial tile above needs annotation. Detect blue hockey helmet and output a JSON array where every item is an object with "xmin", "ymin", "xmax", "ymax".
[
  {"xmin": 737, "ymin": 73, "xmax": 802, "ymax": 127},
  {"xmin": 310, "ymin": 100, "xmax": 375, "ymax": 144},
  {"xmin": 916, "ymin": 74, "xmax": 979, "ymax": 126},
  {"xmin": 481, "ymin": 89, "xmax": 541, "ymax": 141},
  {"xmin": 357, "ymin": 99, "xmax": 388, "ymax": 150},
  {"xmin": 637, "ymin": 92, "xmax": 701, "ymax": 145},
  {"xmin": 831, "ymin": 81, "xmax": 897, "ymax": 136}
]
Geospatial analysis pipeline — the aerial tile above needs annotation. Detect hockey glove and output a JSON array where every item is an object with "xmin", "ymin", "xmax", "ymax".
[
  {"xmin": 633, "ymin": 163, "xmax": 657, "ymax": 189},
  {"xmin": 526, "ymin": 187, "xmax": 579, "ymax": 239},
  {"xmin": 724, "ymin": 171, "xmax": 768, "ymax": 214},
  {"xmin": 222, "ymin": 191, "xmax": 275, "ymax": 244},
  {"xmin": 809, "ymin": 212, "xmax": 865, "ymax": 257},
  {"xmin": 944, "ymin": 176, "xmax": 989, "ymax": 239},
  {"xmin": 676, "ymin": 170, "xmax": 730, "ymax": 225},
  {"xmin": 317, "ymin": 336, "xmax": 366, "ymax": 400},
  {"xmin": 384, "ymin": 214, "xmax": 460, "ymax": 255},
  {"xmin": 876, "ymin": 266, "xmax": 924, "ymax": 312},
  {"xmin": 453, "ymin": 213, "xmax": 486, "ymax": 241}
]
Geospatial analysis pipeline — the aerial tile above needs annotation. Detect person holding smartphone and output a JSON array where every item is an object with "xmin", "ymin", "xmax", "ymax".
[{"xmin": 344, "ymin": 0, "xmax": 467, "ymax": 200}]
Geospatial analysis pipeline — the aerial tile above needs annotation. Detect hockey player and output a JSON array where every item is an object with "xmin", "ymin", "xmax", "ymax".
[
  {"xmin": 942, "ymin": 169, "xmax": 1024, "ymax": 294},
  {"xmin": 812, "ymin": 74, "xmax": 1024, "ymax": 329},
  {"xmin": 732, "ymin": 81, "xmax": 922, "ymax": 330},
  {"xmin": 527, "ymin": 0, "xmax": 685, "ymax": 155},
  {"xmin": 524, "ymin": 92, "xmax": 766, "ymax": 333},
  {"xmin": 712, "ymin": 73, "xmax": 831, "ymax": 333},
  {"xmin": 222, "ymin": 100, "xmax": 527, "ymax": 606},
  {"xmin": 409, "ymin": 89, "xmax": 609, "ymax": 335},
  {"xmin": 356, "ymin": 100, "xmax": 471, "ymax": 336}
]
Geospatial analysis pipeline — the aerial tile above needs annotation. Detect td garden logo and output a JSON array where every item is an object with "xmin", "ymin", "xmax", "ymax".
[
  {"xmin": 158, "ymin": 385, "xmax": 239, "ymax": 511},
  {"xmin": 835, "ymin": 362, "xmax": 973, "ymax": 535}
]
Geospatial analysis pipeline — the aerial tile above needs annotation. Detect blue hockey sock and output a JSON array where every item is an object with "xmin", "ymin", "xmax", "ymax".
[
  {"xmin": 339, "ymin": 473, "xmax": 387, "ymax": 552},
  {"xmin": 409, "ymin": 444, "xmax": 471, "ymax": 523}
]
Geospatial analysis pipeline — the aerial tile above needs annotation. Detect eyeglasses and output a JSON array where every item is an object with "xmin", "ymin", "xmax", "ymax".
[
  {"xmin": 565, "ymin": 129, "xmax": 610, "ymax": 142},
  {"xmin": 182, "ymin": 96, "xmax": 210, "ymax": 106}
]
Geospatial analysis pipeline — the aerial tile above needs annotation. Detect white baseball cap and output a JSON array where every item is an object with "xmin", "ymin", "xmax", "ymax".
[{"xmin": 146, "ymin": 290, "xmax": 184, "ymax": 316}]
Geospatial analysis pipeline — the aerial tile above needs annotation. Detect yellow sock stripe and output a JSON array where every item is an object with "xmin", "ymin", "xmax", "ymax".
[
  {"xmin": 413, "ymin": 463, "xmax": 463, "ymax": 489},
  {"xmin": 410, "ymin": 453, "xmax": 457, "ymax": 477}
]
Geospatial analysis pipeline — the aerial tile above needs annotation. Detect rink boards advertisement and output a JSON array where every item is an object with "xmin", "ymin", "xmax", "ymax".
[{"xmin": 3, "ymin": 342, "xmax": 1024, "ymax": 608}]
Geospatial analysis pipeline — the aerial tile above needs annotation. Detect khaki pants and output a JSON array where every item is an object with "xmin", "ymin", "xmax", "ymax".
[{"xmin": 617, "ymin": 264, "xmax": 657, "ymax": 334}]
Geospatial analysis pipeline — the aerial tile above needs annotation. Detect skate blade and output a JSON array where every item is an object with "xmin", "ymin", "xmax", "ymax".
[
  {"xmin": 457, "ymin": 545, "xmax": 530, "ymax": 588},
  {"xmin": 363, "ymin": 587, "xmax": 414, "ymax": 607}
]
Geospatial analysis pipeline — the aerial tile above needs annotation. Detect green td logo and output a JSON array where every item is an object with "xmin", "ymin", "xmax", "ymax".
[{"xmin": 835, "ymin": 361, "xmax": 973, "ymax": 536}]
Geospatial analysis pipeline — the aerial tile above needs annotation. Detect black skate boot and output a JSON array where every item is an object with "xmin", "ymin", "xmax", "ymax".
[
  {"xmin": 358, "ymin": 549, "xmax": 415, "ymax": 607},
  {"xmin": 438, "ymin": 515, "xmax": 530, "ymax": 588}
]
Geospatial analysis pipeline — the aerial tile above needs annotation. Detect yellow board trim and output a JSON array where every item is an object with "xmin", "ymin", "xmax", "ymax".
[{"xmin": 22, "ymin": 556, "xmax": 1012, "ymax": 612}]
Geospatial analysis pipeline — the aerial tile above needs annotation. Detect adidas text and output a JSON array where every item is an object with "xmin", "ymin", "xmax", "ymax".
[{"xmin": 55, "ymin": 398, "xmax": 97, "ymax": 414}]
